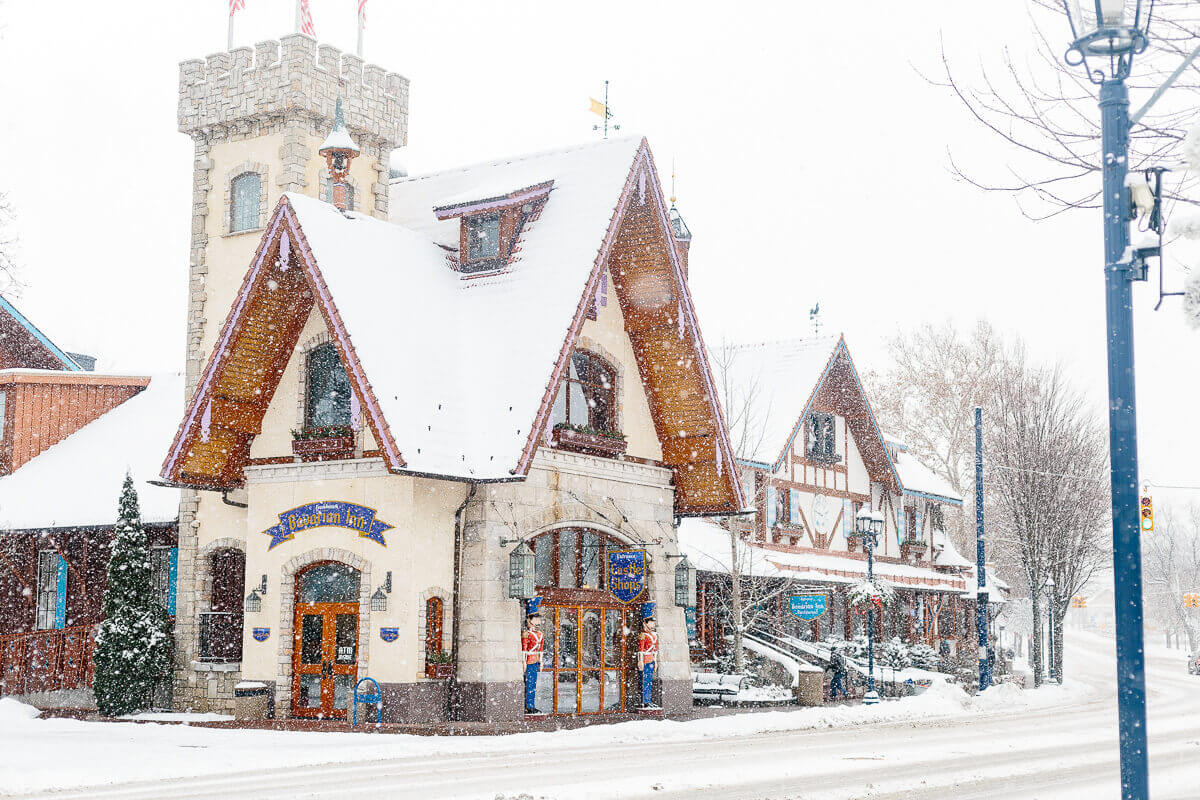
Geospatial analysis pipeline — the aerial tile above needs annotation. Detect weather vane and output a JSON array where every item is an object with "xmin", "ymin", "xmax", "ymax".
[
  {"xmin": 589, "ymin": 80, "xmax": 620, "ymax": 139},
  {"xmin": 810, "ymin": 303, "xmax": 822, "ymax": 338}
]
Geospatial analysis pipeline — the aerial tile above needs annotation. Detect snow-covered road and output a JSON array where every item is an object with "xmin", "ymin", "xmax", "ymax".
[{"xmin": 4, "ymin": 631, "xmax": 1199, "ymax": 799}]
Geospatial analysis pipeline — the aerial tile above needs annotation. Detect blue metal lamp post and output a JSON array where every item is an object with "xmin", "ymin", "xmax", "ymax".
[
  {"xmin": 1059, "ymin": 2, "xmax": 1152, "ymax": 797},
  {"xmin": 975, "ymin": 406, "xmax": 992, "ymax": 691},
  {"xmin": 856, "ymin": 507, "xmax": 886, "ymax": 705}
]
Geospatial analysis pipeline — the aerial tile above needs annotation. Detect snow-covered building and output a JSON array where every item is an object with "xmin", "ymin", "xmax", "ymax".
[
  {"xmin": 0, "ymin": 297, "xmax": 181, "ymax": 700},
  {"xmin": 164, "ymin": 39, "xmax": 741, "ymax": 723},
  {"xmin": 681, "ymin": 337, "xmax": 977, "ymax": 660}
]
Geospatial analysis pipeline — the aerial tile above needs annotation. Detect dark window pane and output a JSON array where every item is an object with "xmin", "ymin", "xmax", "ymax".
[
  {"xmin": 581, "ymin": 530, "xmax": 600, "ymax": 589},
  {"xmin": 558, "ymin": 529, "xmax": 577, "ymax": 588},
  {"xmin": 466, "ymin": 215, "xmax": 500, "ymax": 260},
  {"xmin": 305, "ymin": 344, "xmax": 352, "ymax": 428},
  {"xmin": 334, "ymin": 614, "xmax": 357, "ymax": 664},
  {"xmin": 300, "ymin": 615, "xmax": 323, "ymax": 664},
  {"xmin": 535, "ymin": 534, "xmax": 554, "ymax": 587}
]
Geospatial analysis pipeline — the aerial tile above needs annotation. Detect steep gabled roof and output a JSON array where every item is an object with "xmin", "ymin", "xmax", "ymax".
[
  {"xmin": 161, "ymin": 138, "xmax": 742, "ymax": 513},
  {"xmin": 0, "ymin": 295, "xmax": 83, "ymax": 371},
  {"xmin": 722, "ymin": 337, "xmax": 900, "ymax": 490}
]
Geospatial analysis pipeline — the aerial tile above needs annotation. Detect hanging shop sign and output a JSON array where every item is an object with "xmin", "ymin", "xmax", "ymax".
[
  {"xmin": 252, "ymin": 627, "xmax": 271, "ymax": 642},
  {"xmin": 788, "ymin": 593, "xmax": 828, "ymax": 621},
  {"xmin": 264, "ymin": 501, "xmax": 393, "ymax": 550},
  {"xmin": 685, "ymin": 607, "xmax": 697, "ymax": 639},
  {"xmin": 379, "ymin": 628, "xmax": 399, "ymax": 643},
  {"xmin": 607, "ymin": 550, "xmax": 647, "ymax": 604}
]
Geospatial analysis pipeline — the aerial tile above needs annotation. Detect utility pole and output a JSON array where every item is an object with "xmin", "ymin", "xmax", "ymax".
[{"xmin": 975, "ymin": 406, "xmax": 991, "ymax": 691}]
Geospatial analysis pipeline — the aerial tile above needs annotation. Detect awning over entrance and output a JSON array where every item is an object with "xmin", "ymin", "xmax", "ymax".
[{"xmin": 678, "ymin": 518, "xmax": 967, "ymax": 594}]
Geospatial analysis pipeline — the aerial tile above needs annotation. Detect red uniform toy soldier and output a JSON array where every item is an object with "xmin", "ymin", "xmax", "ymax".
[
  {"xmin": 637, "ymin": 603, "xmax": 658, "ymax": 708},
  {"xmin": 522, "ymin": 597, "xmax": 544, "ymax": 714}
]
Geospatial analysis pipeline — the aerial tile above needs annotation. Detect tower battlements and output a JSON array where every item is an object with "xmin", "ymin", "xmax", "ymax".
[{"xmin": 178, "ymin": 34, "xmax": 409, "ymax": 150}]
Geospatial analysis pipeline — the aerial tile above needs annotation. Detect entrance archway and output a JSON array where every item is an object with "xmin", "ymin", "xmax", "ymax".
[
  {"xmin": 529, "ymin": 526, "xmax": 640, "ymax": 715},
  {"xmin": 291, "ymin": 561, "xmax": 360, "ymax": 719}
]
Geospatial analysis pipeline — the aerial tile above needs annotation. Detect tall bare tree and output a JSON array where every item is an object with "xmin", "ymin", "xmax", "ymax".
[
  {"xmin": 933, "ymin": 1, "xmax": 1200, "ymax": 218},
  {"xmin": 1143, "ymin": 502, "xmax": 1200, "ymax": 651},
  {"xmin": 0, "ymin": 190, "xmax": 19, "ymax": 294},
  {"xmin": 987, "ymin": 354, "xmax": 1109, "ymax": 684},
  {"xmin": 709, "ymin": 339, "xmax": 773, "ymax": 673},
  {"xmin": 866, "ymin": 320, "xmax": 1006, "ymax": 552}
]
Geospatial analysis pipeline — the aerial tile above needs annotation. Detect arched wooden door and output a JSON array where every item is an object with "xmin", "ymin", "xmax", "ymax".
[{"xmin": 291, "ymin": 562, "xmax": 360, "ymax": 719}]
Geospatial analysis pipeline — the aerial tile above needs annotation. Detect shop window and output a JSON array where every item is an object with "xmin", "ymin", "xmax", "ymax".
[
  {"xmin": 305, "ymin": 343, "xmax": 353, "ymax": 429},
  {"xmin": 551, "ymin": 351, "xmax": 616, "ymax": 434},
  {"xmin": 424, "ymin": 597, "xmax": 444, "ymax": 661},
  {"xmin": 199, "ymin": 548, "xmax": 244, "ymax": 663},
  {"xmin": 531, "ymin": 528, "xmax": 624, "ymax": 591},
  {"xmin": 806, "ymin": 411, "xmax": 839, "ymax": 463},
  {"xmin": 230, "ymin": 172, "xmax": 262, "ymax": 233}
]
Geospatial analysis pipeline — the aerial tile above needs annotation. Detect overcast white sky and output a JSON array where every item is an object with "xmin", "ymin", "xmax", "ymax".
[{"xmin": 0, "ymin": 0, "xmax": 1196, "ymax": 502}]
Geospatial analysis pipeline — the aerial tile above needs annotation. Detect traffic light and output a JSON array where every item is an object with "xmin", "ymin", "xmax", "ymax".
[
  {"xmin": 1185, "ymin": 593, "xmax": 1200, "ymax": 609},
  {"xmin": 1071, "ymin": 596, "xmax": 1087, "ymax": 609},
  {"xmin": 1141, "ymin": 494, "xmax": 1154, "ymax": 533}
]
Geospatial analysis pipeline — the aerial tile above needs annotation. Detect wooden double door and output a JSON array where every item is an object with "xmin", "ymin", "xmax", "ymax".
[
  {"xmin": 291, "ymin": 601, "xmax": 358, "ymax": 719},
  {"xmin": 535, "ymin": 604, "xmax": 632, "ymax": 715}
]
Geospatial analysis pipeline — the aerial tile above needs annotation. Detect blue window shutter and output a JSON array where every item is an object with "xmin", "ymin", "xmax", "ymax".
[
  {"xmin": 915, "ymin": 510, "xmax": 924, "ymax": 542},
  {"xmin": 54, "ymin": 556, "xmax": 67, "ymax": 629},
  {"xmin": 895, "ymin": 507, "xmax": 906, "ymax": 545},
  {"xmin": 842, "ymin": 499, "xmax": 851, "ymax": 537},
  {"xmin": 766, "ymin": 489, "xmax": 777, "ymax": 529},
  {"xmin": 789, "ymin": 491, "xmax": 801, "ymax": 527},
  {"xmin": 167, "ymin": 547, "xmax": 178, "ymax": 616}
]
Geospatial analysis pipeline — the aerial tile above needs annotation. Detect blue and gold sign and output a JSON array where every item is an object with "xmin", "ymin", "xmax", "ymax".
[
  {"xmin": 252, "ymin": 627, "xmax": 270, "ymax": 642},
  {"xmin": 264, "ymin": 501, "xmax": 393, "ymax": 550},
  {"xmin": 379, "ymin": 627, "xmax": 399, "ymax": 643},
  {"xmin": 788, "ymin": 593, "xmax": 827, "ymax": 621},
  {"xmin": 606, "ymin": 550, "xmax": 647, "ymax": 604}
]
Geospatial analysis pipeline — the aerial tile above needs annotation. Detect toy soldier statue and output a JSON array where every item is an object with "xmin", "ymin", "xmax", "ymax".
[
  {"xmin": 521, "ymin": 598, "xmax": 544, "ymax": 714},
  {"xmin": 637, "ymin": 613, "xmax": 659, "ymax": 708}
]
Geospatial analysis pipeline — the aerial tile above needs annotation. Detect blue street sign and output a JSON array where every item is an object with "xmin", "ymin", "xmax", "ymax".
[{"xmin": 788, "ymin": 593, "xmax": 827, "ymax": 621}]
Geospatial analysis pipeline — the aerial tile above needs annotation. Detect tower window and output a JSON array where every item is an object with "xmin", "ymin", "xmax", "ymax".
[
  {"xmin": 305, "ymin": 343, "xmax": 352, "ymax": 429},
  {"xmin": 230, "ymin": 172, "xmax": 262, "ymax": 233}
]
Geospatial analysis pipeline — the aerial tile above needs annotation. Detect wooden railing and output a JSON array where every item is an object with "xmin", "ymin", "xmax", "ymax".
[{"xmin": 0, "ymin": 624, "xmax": 96, "ymax": 696}]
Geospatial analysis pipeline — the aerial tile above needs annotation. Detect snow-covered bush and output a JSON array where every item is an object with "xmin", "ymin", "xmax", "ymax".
[
  {"xmin": 881, "ymin": 637, "xmax": 911, "ymax": 669},
  {"xmin": 93, "ymin": 476, "xmax": 173, "ymax": 717},
  {"xmin": 847, "ymin": 579, "xmax": 895, "ymax": 610},
  {"xmin": 909, "ymin": 643, "xmax": 940, "ymax": 671}
]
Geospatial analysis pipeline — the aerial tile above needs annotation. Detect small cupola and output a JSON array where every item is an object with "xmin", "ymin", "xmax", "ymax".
[
  {"xmin": 668, "ymin": 202, "xmax": 692, "ymax": 279},
  {"xmin": 432, "ymin": 181, "xmax": 555, "ymax": 276},
  {"xmin": 319, "ymin": 97, "xmax": 360, "ymax": 212}
]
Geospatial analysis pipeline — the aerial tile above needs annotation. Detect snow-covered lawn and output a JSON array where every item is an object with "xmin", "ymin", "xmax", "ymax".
[{"xmin": 0, "ymin": 679, "xmax": 1091, "ymax": 797}]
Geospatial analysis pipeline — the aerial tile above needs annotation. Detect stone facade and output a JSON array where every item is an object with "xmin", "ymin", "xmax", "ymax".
[{"xmin": 172, "ymin": 36, "xmax": 409, "ymax": 714}]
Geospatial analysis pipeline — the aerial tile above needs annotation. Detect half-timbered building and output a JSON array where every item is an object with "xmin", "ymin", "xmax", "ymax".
[{"xmin": 681, "ymin": 337, "xmax": 979, "ymax": 662}]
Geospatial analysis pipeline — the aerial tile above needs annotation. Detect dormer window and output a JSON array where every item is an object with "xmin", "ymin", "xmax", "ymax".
[
  {"xmin": 806, "ymin": 411, "xmax": 840, "ymax": 464},
  {"xmin": 305, "ymin": 343, "xmax": 352, "ymax": 429},
  {"xmin": 465, "ymin": 214, "xmax": 501, "ymax": 261}
]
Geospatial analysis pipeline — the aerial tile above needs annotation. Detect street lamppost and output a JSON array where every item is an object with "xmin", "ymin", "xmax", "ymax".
[
  {"xmin": 855, "ymin": 507, "xmax": 886, "ymax": 706},
  {"xmin": 1046, "ymin": 577, "xmax": 1056, "ymax": 684},
  {"xmin": 1058, "ymin": 3, "xmax": 1153, "ymax": 797}
]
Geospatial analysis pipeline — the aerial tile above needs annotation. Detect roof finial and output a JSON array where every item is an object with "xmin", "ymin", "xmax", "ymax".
[{"xmin": 670, "ymin": 158, "xmax": 677, "ymax": 207}]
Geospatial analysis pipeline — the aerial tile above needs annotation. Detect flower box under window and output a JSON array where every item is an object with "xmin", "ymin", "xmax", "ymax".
[
  {"xmin": 292, "ymin": 426, "xmax": 354, "ymax": 461},
  {"xmin": 425, "ymin": 650, "xmax": 454, "ymax": 679},
  {"xmin": 552, "ymin": 424, "xmax": 627, "ymax": 458}
]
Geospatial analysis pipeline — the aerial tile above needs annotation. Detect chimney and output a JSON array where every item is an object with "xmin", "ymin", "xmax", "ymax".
[
  {"xmin": 318, "ymin": 97, "xmax": 360, "ymax": 212},
  {"xmin": 668, "ymin": 205, "xmax": 692, "ymax": 279}
]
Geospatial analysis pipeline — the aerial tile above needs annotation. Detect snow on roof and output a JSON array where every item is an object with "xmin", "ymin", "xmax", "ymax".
[
  {"xmin": 715, "ymin": 337, "xmax": 838, "ymax": 466},
  {"xmin": 0, "ymin": 374, "xmax": 182, "ymax": 530},
  {"xmin": 963, "ymin": 566, "xmax": 1009, "ymax": 603},
  {"xmin": 932, "ymin": 529, "xmax": 974, "ymax": 569},
  {"xmin": 287, "ymin": 137, "xmax": 643, "ymax": 480},
  {"xmin": 679, "ymin": 518, "xmax": 967, "ymax": 592},
  {"xmin": 892, "ymin": 448, "xmax": 963, "ymax": 505}
]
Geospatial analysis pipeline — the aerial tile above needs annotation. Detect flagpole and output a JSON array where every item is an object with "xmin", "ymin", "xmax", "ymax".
[
  {"xmin": 295, "ymin": 0, "xmax": 302, "ymax": 34},
  {"xmin": 357, "ymin": 4, "xmax": 365, "ymax": 58}
]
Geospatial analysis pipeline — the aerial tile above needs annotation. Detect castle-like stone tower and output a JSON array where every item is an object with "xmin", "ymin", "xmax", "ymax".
[{"xmin": 172, "ymin": 35, "xmax": 409, "ymax": 713}]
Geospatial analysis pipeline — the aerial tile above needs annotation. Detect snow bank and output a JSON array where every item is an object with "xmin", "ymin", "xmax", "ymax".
[{"xmin": 0, "ymin": 697, "xmax": 41, "ymax": 721}]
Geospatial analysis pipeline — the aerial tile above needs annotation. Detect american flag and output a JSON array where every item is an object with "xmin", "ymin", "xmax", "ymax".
[
  {"xmin": 300, "ymin": 0, "xmax": 316, "ymax": 36},
  {"xmin": 229, "ymin": 0, "xmax": 244, "ymax": 17},
  {"xmin": 358, "ymin": 0, "xmax": 367, "ymax": 29}
]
